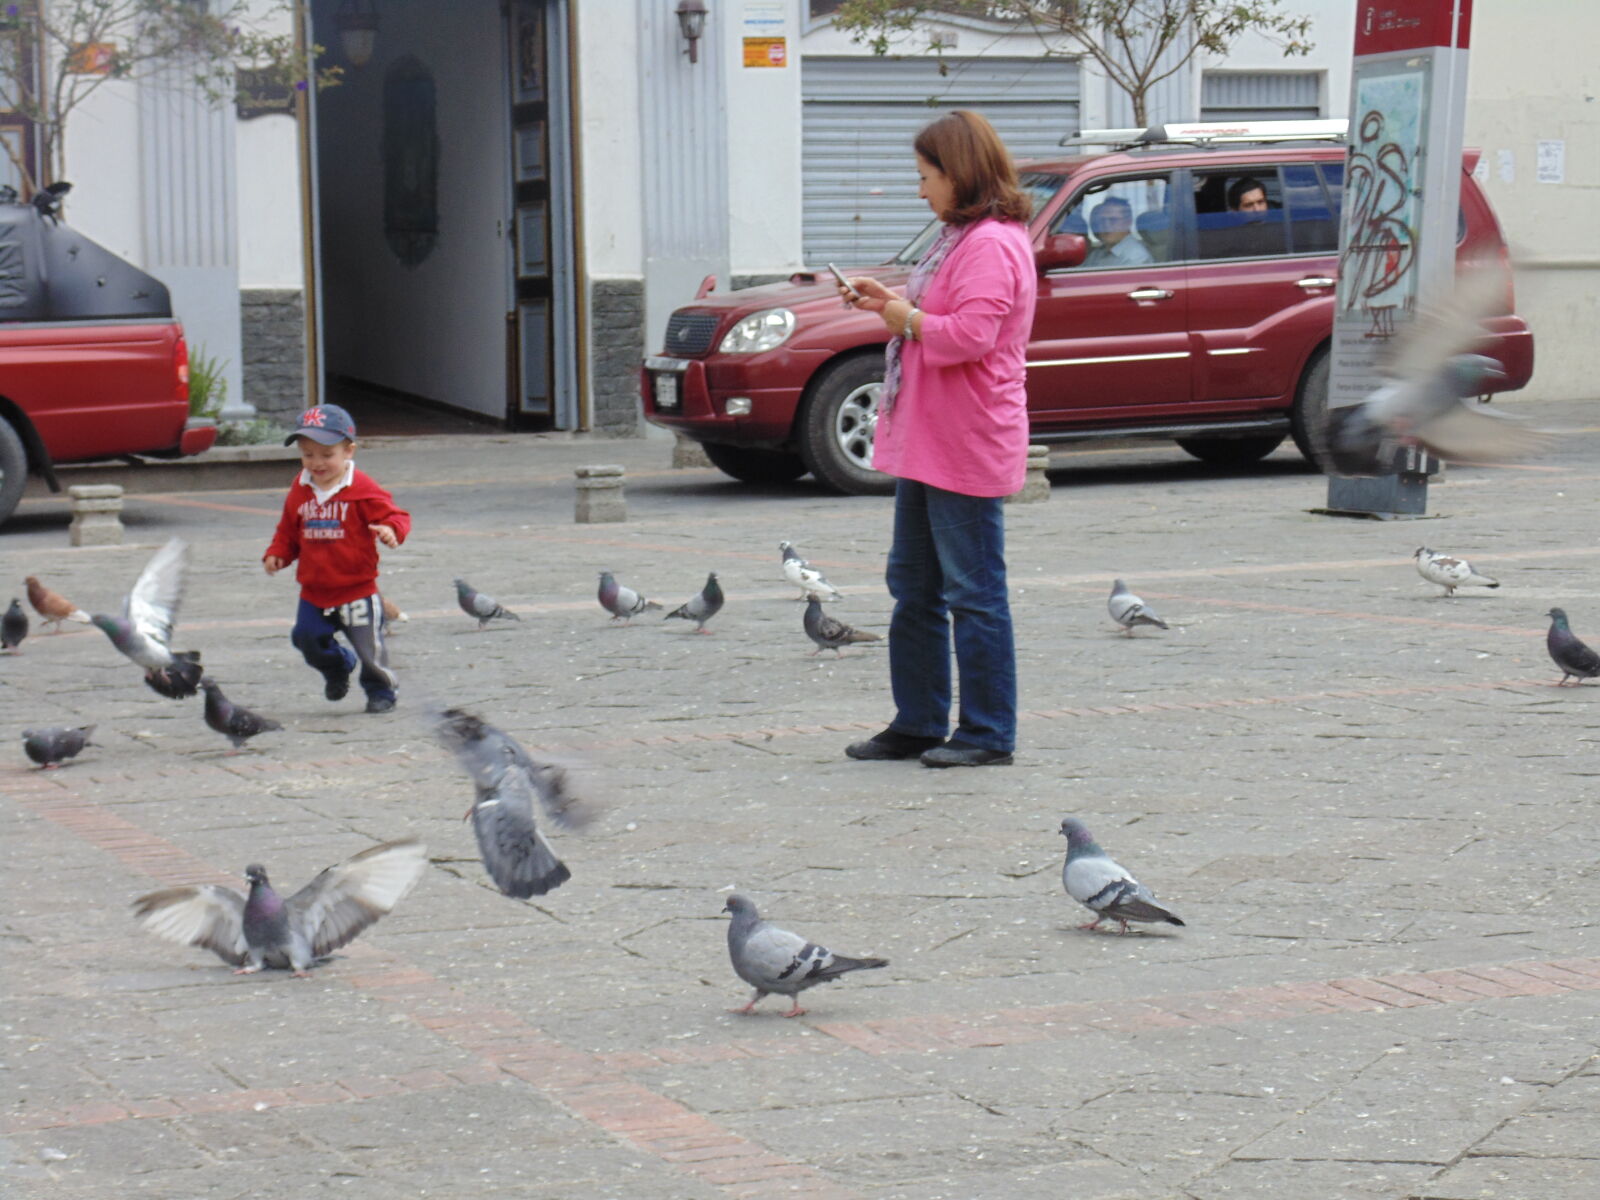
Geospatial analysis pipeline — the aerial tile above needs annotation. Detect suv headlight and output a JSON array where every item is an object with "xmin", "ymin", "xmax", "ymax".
[{"xmin": 719, "ymin": 308, "xmax": 795, "ymax": 354}]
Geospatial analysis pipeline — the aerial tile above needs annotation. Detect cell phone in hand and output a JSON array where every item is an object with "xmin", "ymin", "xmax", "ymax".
[{"xmin": 826, "ymin": 263, "xmax": 860, "ymax": 301}]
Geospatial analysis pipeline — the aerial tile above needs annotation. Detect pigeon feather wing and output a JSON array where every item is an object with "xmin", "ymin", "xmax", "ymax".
[
  {"xmin": 735, "ymin": 922, "xmax": 830, "ymax": 989},
  {"xmin": 1405, "ymin": 402, "xmax": 1549, "ymax": 464},
  {"xmin": 124, "ymin": 538, "xmax": 188, "ymax": 650},
  {"xmin": 131, "ymin": 885, "xmax": 248, "ymax": 965},
  {"xmin": 286, "ymin": 840, "xmax": 427, "ymax": 959},
  {"xmin": 470, "ymin": 770, "xmax": 571, "ymax": 897},
  {"xmin": 1064, "ymin": 854, "xmax": 1137, "ymax": 910}
]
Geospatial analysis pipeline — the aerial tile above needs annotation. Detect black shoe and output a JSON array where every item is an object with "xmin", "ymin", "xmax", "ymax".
[
  {"xmin": 921, "ymin": 742, "xmax": 1013, "ymax": 768},
  {"xmin": 324, "ymin": 672, "xmax": 351, "ymax": 702},
  {"xmin": 845, "ymin": 729, "xmax": 946, "ymax": 761},
  {"xmin": 365, "ymin": 695, "xmax": 396, "ymax": 714}
]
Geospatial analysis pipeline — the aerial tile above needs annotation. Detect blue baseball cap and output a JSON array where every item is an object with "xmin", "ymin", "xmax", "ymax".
[{"xmin": 285, "ymin": 404, "xmax": 357, "ymax": 445}]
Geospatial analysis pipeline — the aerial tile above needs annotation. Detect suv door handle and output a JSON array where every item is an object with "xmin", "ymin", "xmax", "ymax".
[
  {"xmin": 1126, "ymin": 288, "xmax": 1174, "ymax": 301},
  {"xmin": 1296, "ymin": 276, "xmax": 1336, "ymax": 289}
]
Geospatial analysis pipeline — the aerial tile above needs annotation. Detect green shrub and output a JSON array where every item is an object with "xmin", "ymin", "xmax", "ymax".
[
  {"xmin": 188, "ymin": 348, "xmax": 228, "ymax": 418},
  {"xmin": 214, "ymin": 418, "xmax": 285, "ymax": 446}
]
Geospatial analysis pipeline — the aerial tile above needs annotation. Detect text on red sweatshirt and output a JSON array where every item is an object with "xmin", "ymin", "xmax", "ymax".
[{"xmin": 264, "ymin": 468, "xmax": 411, "ymax": 608}]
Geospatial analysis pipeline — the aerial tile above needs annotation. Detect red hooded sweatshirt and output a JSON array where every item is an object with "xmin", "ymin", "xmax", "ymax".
[{"xmin": 265, "ymin": 466, "xmax": 411, "ymax": 608}]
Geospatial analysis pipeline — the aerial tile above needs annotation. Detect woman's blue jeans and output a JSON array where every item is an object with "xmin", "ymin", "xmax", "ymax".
[{"xmin": 885, "ymin": 479, "xmax": 1016, "ymax": 752}]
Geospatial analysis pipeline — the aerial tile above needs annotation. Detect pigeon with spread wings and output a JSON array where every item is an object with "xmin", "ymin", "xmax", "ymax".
[{"xmin": 90, "ymin": 538, "xmax": 203, "ymax": 698}]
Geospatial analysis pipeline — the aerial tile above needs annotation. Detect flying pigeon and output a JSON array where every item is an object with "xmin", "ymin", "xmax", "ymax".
[
  {"xmin": 434, "ymin": 707, "xmax": 585, "ymax": 897},
  {"xmin": 598, "ymin": 571, "xmax": 661, "ymax": 623},
  {"xmin": 454, "ymin": 578, "xmax": 519, "ymax": 629},
  {"xmin": 665, "ymin": 572, "xmax": 724, "ymax": 633},
  {"xmin": 2, "ymin": 598, "xmax": 27, "ymax": 652},
  {"xmin": 723, "ymin": 893, "xmax": 888, "ymax": 1017},
  {"xmin": 803, "ymin": 597, "xmax": 880, "ymax": 657},
  {"xmin": 25, "ymin": 576, "xmax": 90, "ymax": 631},
  {"xmin": 1413, "ymin": 547, "xmax": 1499, "ymax": 597},
  {"xmin": 1546, "ymin": 608, "xmax": 1600, "ymax": 687},
  {"xmin": 90, "ymin": 538, "xmax": 202, "ymax": 699},
  {"xmin": 22, "ymin": 724, "xmax": 95, "ymax": 769},
  {"xmin": 131, "ymin": 839, "xmax": 427, "ymax": 977},
  {"xmin": 1060, "ymin": 817, "xmax": 1184, "ymax": 935},
  {"xmin": 1305, "ymin": 270, "xmax": 1549, "ymax": 476},
  {"xmin": 1108, "ymin": 579, "xmax": 1168, "ymax": 635},
  {"xmin": 200, "ymin": 677, "xmax": 283, "ymax": 753},
  {"xmin": 779, "ymin": 541, "xmax": 841, "ymax": 601}
]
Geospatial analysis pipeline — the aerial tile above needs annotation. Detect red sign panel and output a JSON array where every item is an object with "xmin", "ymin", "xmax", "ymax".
[{"xmin": 1354, "ymin": 0, "xmax": 1472, "ymax": 56}]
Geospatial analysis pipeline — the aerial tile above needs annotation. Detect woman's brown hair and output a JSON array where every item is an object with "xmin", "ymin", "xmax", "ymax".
[{"xmin": 913, "ymin": 109, "xmax": 1032, "ymax": 226}]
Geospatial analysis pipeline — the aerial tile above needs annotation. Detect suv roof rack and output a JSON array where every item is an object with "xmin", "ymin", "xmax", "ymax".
[{"xmin": 1060, "ymin": 118, "xmax": 1348, "ymax": 149}]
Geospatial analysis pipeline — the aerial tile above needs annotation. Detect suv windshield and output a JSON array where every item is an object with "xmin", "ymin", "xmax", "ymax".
[{"xmin": 891, "ymin": 170, "xmax": 1067, "ymax": 264}]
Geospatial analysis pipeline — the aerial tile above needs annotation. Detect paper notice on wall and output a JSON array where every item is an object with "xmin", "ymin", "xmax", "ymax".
[
  {"xmin": 1472, "ymin": 157, "xmax": 1488, "ymax": 183},
  {"xmin": 742, "ymin": 1, "xmax": 787, "ymax": 67},
  {"xmin": 1536, "ymin": 140, "xmax": 1565, "ymax": 184},
  {"xmin": 1497, "ymin": 149, "xmax": 1515, "ymax": 184}
]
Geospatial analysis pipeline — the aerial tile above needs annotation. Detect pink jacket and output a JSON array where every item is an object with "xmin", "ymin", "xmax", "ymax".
[{"xmin": 872, "ymin": 217, "xmax": 1037, "ymax": 497}]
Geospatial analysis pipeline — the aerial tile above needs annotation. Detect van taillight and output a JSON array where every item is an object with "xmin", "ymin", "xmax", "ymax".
[{"xmin": 174, "ymin": 333, "xmax": 190, "ymax": 402}]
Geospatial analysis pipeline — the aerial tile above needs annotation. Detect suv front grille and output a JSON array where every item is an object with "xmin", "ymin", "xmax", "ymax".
[{"xmin": 664, "ymin": 311, "xmax": 720, "ymax": 357}]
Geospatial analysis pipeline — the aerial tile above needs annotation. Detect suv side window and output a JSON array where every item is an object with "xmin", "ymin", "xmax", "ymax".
[
  {"xmin": 1194, "ymin": 170, "xmax": 1287, "ymax": 259},
  {"xmin": 1050, "ymin": 175, "xmax": 1175, "ymax": 267},
  {"xmin": 1282, "ymin": 163, "xmax": 1339, "ymax": 253}
]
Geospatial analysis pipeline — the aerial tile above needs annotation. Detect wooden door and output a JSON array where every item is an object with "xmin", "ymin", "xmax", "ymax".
[{"xmin": 507, "ymin": 0, "xmax": 554, "ymax": 428}]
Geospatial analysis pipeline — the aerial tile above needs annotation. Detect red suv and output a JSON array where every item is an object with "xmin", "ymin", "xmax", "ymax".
[{"xmin": 641, "ymin": 124, "xmax": 1533, "ymax": 494}]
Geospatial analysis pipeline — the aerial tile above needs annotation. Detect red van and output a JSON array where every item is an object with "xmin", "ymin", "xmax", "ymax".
[{"xmin": 641, "ymin": 123, "xmax": 1533, "ymax": 494}]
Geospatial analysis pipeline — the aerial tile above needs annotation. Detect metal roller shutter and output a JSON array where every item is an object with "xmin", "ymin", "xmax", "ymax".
[
  {"xmin": 1200, "ymin": 72, "xmax": 1322, "ymax": 122},
  {"xmin": 802, "ymin": 56, "xmax": 1079, "ymax": 268}
]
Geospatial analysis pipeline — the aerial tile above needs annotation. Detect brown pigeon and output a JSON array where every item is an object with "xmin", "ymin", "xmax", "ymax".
[{"xmin": 26, "ymin": 575, "xmax": 91, "ymax": 632}]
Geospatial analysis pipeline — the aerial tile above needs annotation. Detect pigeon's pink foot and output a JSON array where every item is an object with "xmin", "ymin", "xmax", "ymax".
[
  {"xmin": 695, "ymin": 628, "xmax": 713, "ymax": 635},
  {"xmin": 292, "ymin": 970, "xmax": 314, "ymax": 979},
  {"xmin": 232, "ymin": 965, "xmax": 263, "ymax": 975},
  {"xmin": 730, "ymin": 1002, "xmax": 759, "ymax": 1015},
  {"xmin": 1077, "ymin": 920, "xmax": 1103, "ymax": 932},
  {"xmin": 41, "ymin": 763, "xmax": 59, "ymax": 770},
  {"xmin": 783, "ymin": 1003, "xmax": 807, "ymax": 1018}
]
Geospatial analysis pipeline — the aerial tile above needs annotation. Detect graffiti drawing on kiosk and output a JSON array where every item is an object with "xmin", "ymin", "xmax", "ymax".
[{"xmin": 1338, "ymin": 68, "xmax": 1427, "ymax": 342}]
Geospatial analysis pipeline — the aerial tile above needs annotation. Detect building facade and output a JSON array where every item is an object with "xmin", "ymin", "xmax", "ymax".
[{"xmin": 10, "ymin": 1, "xmax": 1592, "ymax": 437}]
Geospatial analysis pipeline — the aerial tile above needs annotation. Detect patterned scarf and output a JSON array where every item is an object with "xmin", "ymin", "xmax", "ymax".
[{"xmin": 879, "ymin": 222, "xmax": 967, "ymax": 419}]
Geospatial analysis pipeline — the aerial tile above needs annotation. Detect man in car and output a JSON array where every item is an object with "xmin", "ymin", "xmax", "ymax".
[
  {"xmin": 1228, "ymin": 177, "xmax": 1270, "ymax": 214},
  {"xmin": 1084, "ymin": 195, "xmax": 1153, "ymax": 267}
]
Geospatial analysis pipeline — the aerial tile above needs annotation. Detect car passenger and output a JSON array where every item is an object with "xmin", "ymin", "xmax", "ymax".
[
  {"xmin": 1084, "ymin": 195, "xmax": 1153, "ymax": 267},
  {"xmin": 1228, "ymin": 176, "xmax": 1270, "ymax": 214}
]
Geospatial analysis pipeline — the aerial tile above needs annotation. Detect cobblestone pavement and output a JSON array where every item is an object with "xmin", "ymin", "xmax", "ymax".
[{"xmin": 3, "ymin": 401, "xmax": 1598, "ymax": 1199}]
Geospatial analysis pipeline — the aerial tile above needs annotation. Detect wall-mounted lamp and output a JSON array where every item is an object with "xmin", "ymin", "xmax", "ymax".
[
  {"xmin": 675, "ymin": 0, "xmax": 708, "ymax": 64},
  {"xmin": 336, "ymin": 0, "xmax": 380, "ymax": 69}
]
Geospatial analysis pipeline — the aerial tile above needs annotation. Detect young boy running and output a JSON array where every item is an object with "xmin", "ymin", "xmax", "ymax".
[{"xmin": 264, "ymin": 404, "xmax": 410, "ymax": 713}]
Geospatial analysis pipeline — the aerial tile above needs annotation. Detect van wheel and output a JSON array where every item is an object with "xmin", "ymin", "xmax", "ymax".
[
  {"xmin": 1174, "ymin": 433, "xmax": 1284, "ymax": 466},
  {"xmin": 0, "ymin": 418, "xmax": 28, "ymax": 527},
  {"xmin": 700, "ymin": 441, "xmax": 808, "ymax": 485},
  {"xmin": 798, "ymin": 354, "xmax": 895, "ymax": 495},
  {"xmin": 1289, "ymin": 346, "xmax": 1330, "ymax": 463}
]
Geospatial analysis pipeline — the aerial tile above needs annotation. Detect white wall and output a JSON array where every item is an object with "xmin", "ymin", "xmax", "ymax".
[
  {"xmin": 236, "ymin": 114, "xmax": 303, "ymax": 290},
  {"xmin": 1466, "ymin": 0, "xmax": 1598, "ymax": 403},
  {"xmin": 724, "ymin": 3, "xmax": 804, "ymax": 276},
  {"xmin": 63, "ymin": 83, "xmax": 145, "ymax": 260},
  {"xmin": 575, "ymin": 5, "xmax": 641, "ymax": 278},
  {"xmin": 1193, "ymin": 0, "xmax": 1354, "ymax": 120},
  {"xmin": 315, "ymin": 0, "xmax": 510, "ymax": 419}
]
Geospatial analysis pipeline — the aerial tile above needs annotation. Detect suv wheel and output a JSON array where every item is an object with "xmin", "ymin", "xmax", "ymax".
[
  {"xmin": 1289, "ymin": 346, "xmax": 1330, "ymax": 463},
  {"xmin": 798, "ymin": 354, "xmax": 895, "ymax": 496},
  {"xmin": 0, "ymin": 417, "xmax": 28, "ymax": 527},
  {"xmin": 1174, "ymin": 433, "xmax": 1285, "ymax": 466},
  {"xmin": 700, "ymin": 442, "xmax": 808, "ymax": 485}
]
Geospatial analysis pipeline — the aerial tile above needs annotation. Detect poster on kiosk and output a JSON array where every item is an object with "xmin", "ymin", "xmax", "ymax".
[{"xmin": 1324, "ymin": 0, "xmax": 1472, "ymax": 514}]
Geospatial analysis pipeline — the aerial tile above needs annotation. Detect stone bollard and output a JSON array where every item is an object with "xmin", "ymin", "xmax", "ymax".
[
  {"xmin": 1006, "ymin": 444, "xmax": 1052, "ymax": 504},
  {"xmin": 672, "ymin": 433, "xmax": 712, "ymax": 469},
  {"xmin": 575, "ymin": 464, "xmax": 626, "ymax": 524},
  {"xmin": 68, "ymin": 484, "xmax": 125, "ymax": 546}
]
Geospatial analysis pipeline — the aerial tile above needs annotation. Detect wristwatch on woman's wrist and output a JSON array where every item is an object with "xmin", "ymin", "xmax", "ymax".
[{"xmin": 905, "ymin": 307, "xmax": 921, "ymax": 340}]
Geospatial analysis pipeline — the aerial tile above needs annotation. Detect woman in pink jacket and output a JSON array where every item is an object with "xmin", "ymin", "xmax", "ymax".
[{"xmin": 840, "ymin": 110, "xmax": 1037, "ymax": 768}]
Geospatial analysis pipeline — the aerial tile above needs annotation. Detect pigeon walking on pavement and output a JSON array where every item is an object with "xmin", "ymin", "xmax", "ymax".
[
  {"xmin": 25, "ymin": 576, "xmax": 90, "ymax": 632},
  {"xmin": 779, "ymin": 541, "xmax": 841, "ymax": 601},
  {"xmin": 1546, "ymin": 608, "xmax": 1600, "ymax": 686},
  {"xmin": 434, "ymin": 707, "xmax": 586, "ymax": 897},
  {"xmin": 1, "ymin": 598, "xmax": 27, "ymax": 652},
  {"xmin": 803, "ymin": 598, "xmax": 880, "ymax": 657},
  {"xmin": 22, "ymin": 725, "xmax": 95, "ymax": 769},
  {"xmin": 200, "ymin": 677, "xmax": 283, "ymax": 753},
  {"xmin": 1108, "ymin": 580, "xmax": 1168, "ymax": 635},
  {"xmin": 90, "ymin": 538, "xmax": 203, "ymax": 699},
  {"xmin": 454, "ymin": 578, "xmax": 519, "ymax": 630},
  {"xmin": 665, "ymin": 572, "xmax": 724, "ymax": 633},
  {"xmin": 1060, "ymin": 818, "xmax": 1185, "ymax": 935},
  {"xmin": 723, "ymin": 893, "xmax": 888, "ymax": 1017},
  {"xmin": 598, "ymin": 571, "xmax": 661, "ymax": 623},
  {"xmin": 131, "ymin": 840, "xmax": 427, "ymax": 977},
  {"xmin": 1413, "ymin": 547, "xmax": 1499, "ymax": 597}
]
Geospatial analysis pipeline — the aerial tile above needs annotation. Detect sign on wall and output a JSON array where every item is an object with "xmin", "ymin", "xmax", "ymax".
[{"xmin": 742, "ymin": 1, "xmax": 787, "ymax": 68}]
